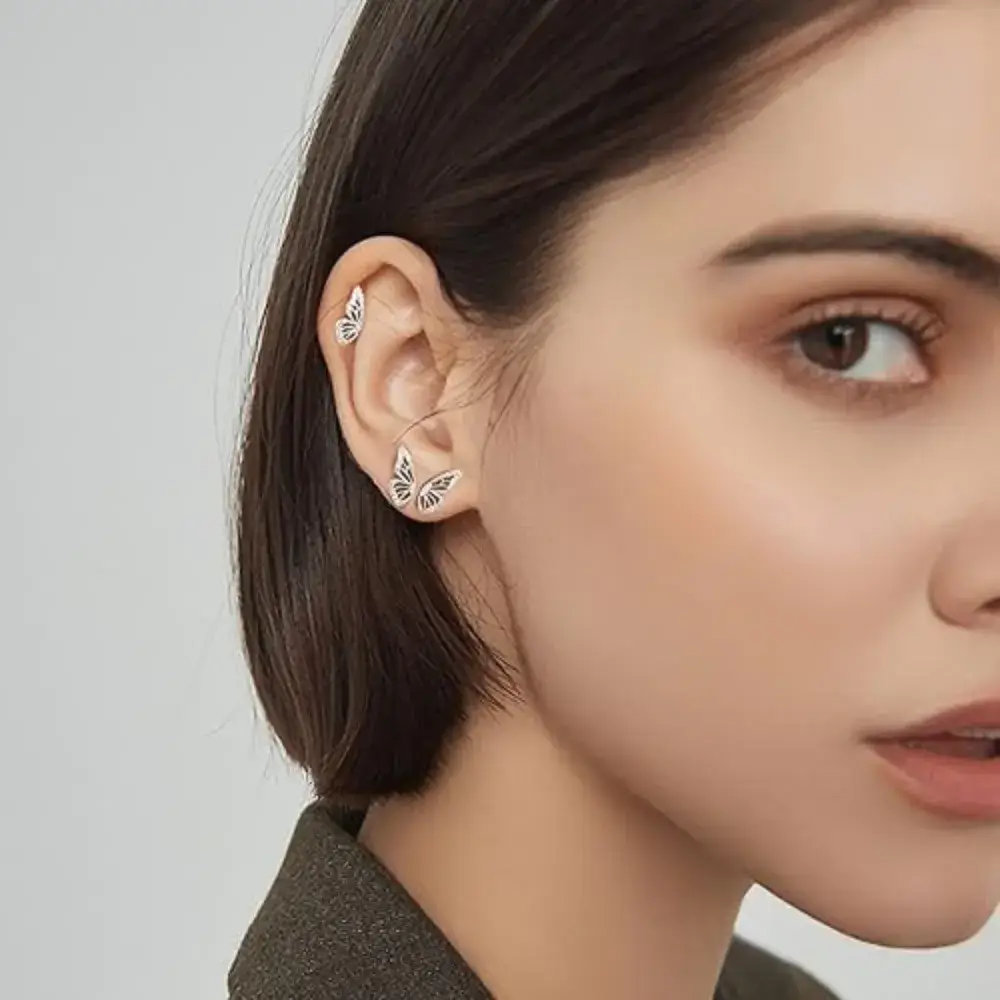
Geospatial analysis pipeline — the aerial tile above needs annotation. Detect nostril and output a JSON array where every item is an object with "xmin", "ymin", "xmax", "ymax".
[{"xmin": 983, "ymin": 597, "xmax": 1000, "ymax": 616}]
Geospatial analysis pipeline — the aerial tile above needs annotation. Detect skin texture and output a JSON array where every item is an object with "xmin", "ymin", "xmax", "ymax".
[{"xmin": 317, "ymin": 4, "xmax": 1000, "ymax": 998}]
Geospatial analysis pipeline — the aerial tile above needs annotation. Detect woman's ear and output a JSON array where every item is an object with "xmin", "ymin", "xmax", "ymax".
[{"xmin": 316, "ymin": 236, "xmax": 485, "ymax": 521}]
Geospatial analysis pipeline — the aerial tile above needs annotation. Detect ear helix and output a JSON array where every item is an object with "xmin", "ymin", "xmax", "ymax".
[
  {"xmin": 387, "ymin": 444, "xmax": 462, "ymax": 516},
  {"xmin": 335, "ymin": 285, "xmax": 365, "ymax": 345}
]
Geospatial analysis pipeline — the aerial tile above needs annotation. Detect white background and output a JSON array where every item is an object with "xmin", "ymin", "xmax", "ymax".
[{"xmin": 1, "ymin": 2, "xmax": 996, "ymax": 997}]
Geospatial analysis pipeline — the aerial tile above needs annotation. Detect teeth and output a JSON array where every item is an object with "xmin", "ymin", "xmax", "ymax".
[{"xmin": 946, "ymin": 727, "xmax": 1000, "ymax": 739}]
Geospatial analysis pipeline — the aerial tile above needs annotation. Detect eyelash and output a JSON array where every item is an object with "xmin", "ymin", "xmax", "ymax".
[{"xmin": 772, "ymin": 298, "xmax": 945, "ymax": 410}]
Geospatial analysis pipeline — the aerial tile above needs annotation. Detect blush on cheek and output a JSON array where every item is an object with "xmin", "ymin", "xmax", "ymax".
[{"xmin": 495, "ymin": 313, "xmax": 935, "ymax": 752}]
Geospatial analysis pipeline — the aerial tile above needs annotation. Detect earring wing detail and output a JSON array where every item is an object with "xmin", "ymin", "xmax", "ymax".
[
  {"xmin": 388, "ymin": 445, "xmax": 416, "ymax": 509},
  {"xmin": 335, "ymin": 286, "xmax": 365, "ymax": 345},
  {"xmin": 415, "ymin": 470, "xmax": 463, "ymax": 515}
]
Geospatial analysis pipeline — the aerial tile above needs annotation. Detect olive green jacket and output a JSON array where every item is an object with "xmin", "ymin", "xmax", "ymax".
[{"xmin": 228, "ymin": 801, "xmax": 841, "ymax": 1000}]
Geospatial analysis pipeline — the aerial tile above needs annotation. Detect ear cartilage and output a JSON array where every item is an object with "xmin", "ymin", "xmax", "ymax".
[{"xmin": 335, "ymin": 285, "xmax": 365, "ymax": 345}]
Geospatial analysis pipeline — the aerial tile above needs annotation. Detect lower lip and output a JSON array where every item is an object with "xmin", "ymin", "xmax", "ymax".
[{"xmin": 868, "ymin": 741, "xmax": 1000, "ymax": 821}]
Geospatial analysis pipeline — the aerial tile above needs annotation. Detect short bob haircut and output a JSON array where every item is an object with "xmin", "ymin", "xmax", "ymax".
[{"xmin": 232, "ymin": 0, "xmax": 908, "ymax": 806}]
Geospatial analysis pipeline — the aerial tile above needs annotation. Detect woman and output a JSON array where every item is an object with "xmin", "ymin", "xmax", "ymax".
[{"xmin": 227, "ymin": 1, "xmax": 1000, "ymax": 997}]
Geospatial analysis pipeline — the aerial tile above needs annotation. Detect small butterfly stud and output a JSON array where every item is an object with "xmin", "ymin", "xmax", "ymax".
[
  {"xmin": 335, "ymin": 286, "xmax": 365, "ymax": 345},
  {"xmin": 415, "ymin": 470, "xmax": 463, "ymax": 515},
  {"xmin": 388, "ymin": 445, "xmax": 416, "ymax": 509}
]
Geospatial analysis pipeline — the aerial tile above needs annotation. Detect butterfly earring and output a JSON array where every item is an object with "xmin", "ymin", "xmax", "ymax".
[
  {"xmin": 335, "ymin": 286, "xmax": 365, "ymax": 345},
  {"xmin": 387, "ymin": 444, "xmax": 416, "ymax": 509},
  {"xmin": 387, "ymin": 444, "xmax": 463, "ymax": 515},
  {"xmin": 415, "ymin": 469, "xmax": 463, "ymax": 515}
]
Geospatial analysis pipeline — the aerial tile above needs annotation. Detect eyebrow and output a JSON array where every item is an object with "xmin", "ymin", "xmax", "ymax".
[{"xmin": 707, "ymin": 217, "xmax": 1000, "ymax": 297}]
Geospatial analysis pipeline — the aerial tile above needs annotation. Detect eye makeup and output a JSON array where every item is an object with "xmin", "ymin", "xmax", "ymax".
[{"xmin": 761, "ymin": 296, "xmax": 945, "ymax": 413}]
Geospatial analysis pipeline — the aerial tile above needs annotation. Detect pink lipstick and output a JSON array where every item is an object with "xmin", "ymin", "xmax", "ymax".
[{"xmin": 866, "ymin": 699, "xmax": 1000, "ymax": 821}]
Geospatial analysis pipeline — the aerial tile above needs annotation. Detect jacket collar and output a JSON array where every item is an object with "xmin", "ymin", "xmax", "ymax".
[
  {"xmin": 228, "ymin": 800, "xmax": 493, "ymax": 999},
  {"xmin": 229, "ymin": 800, "xmax": 785, "ymax": 1000}
]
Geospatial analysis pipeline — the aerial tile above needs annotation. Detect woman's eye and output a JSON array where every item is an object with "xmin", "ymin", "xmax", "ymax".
[{"xmin": 792, "ymin": 316, "xmax": 929, "ymax": 385}]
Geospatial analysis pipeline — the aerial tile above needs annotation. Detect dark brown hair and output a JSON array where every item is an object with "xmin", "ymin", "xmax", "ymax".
[{"xmin": 232, "ymin": 0, "xmax": 907, "ymax": 806}]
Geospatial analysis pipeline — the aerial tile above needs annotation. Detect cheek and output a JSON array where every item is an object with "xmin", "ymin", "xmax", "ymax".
[
  {"xmin": 478, "ymin": 320, "xmax": 1000, "ymax": 939},
  {"xmin": 484, "ymin": 329, "xmax": 926, "ymax": 755}
]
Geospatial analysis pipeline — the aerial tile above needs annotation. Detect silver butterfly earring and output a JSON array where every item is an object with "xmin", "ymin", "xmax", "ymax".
[
  {"xmin": 335, "ymin": 286, "xmax": 365, "ymax": 345},
  {"xmin": 386, "ymin": 444, "xmax": 462, "ymax": 515},
  {"xmin": 415, "ymin": 469, "xmax": 463, "ymax": 515},
  {"xmin": 387, "ymin": 444, "xmax": 416, "ymax": 509}
]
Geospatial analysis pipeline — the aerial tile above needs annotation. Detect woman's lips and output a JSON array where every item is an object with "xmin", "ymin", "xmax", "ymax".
[
  {"xmin": 864, "ymin": 697, "xmax": 1000, "ymax": 821},
  {"xmin": 887, "ymin": 736, "xmax": 998, "ymax": 759},
  {"xmin": 868, "ymin": 741, "xmax": 1000, "ymax": 822},
  {"xmin": 868, "ymin": 697, "xmax": 1000, "ymax": 741}
]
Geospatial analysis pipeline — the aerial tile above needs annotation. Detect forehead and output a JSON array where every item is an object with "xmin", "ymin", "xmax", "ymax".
[
  {"xmin": 722, "ymin": 3, "xmax": 998, "ymax": 215},
  {"xmin": 579, "ymin": 4, "xmax": 1000, "ymax": 266}
]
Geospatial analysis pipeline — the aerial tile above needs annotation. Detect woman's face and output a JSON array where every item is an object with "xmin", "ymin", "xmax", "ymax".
[{"xmin": 477, "ymin": 1, "xmax": 1000, "ymax": 945}]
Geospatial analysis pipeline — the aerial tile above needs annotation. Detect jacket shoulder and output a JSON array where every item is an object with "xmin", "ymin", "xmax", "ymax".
[
  {"xmin": 719, "ymin": 937, "xmax": 841, "ymax": 1000},
  {"xmin": 227, "ymin": 803, "xmax": 492, "ymax": 1000}
]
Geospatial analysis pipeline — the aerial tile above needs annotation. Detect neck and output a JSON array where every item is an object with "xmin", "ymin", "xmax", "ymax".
[{"xmin": 358, "ymin": 699, "xmax": 751, "ymax": 1000}]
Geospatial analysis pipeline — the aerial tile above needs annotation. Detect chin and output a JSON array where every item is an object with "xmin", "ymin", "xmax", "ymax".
[
  {"xmin": 797, "ymin": 892, "xmax": 997, "ymax": 950},
  {"xmin": 754, "ymin": 807, "xmax": 1000, "ymax": 952}
]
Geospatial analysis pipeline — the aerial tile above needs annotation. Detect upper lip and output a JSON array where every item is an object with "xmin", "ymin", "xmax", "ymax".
[{"xmin": 869, "ymin": 698, "xmax": 1000, "ymax": 741}]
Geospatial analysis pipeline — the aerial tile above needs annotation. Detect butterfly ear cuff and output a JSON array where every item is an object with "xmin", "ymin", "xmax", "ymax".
[
  {"xmin": 388, "ymin": 444, "xmax": 463, "ymax": 516},
  {"xmin": 335, "ymin": 285, "xmax": 365, "ymax": 345}
]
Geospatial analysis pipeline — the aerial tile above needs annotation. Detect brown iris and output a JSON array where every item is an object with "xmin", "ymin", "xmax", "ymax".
[{"xmin": 797, "ymin": 318, "xmax": 869, "ymax": 371}]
